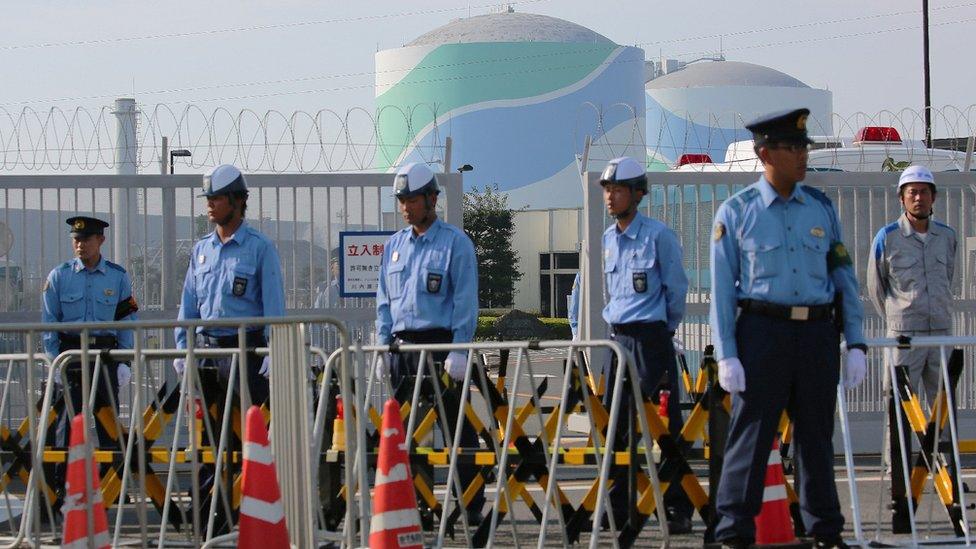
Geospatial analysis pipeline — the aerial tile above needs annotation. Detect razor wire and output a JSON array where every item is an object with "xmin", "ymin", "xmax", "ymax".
[{"xmin": 1, "ymin": 102, "xmax": 975, "ymax": 174}]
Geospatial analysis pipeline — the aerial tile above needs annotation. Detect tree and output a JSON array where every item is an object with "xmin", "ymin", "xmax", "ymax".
[{"xmin": 462, "ymin": 185, "xmax": 522, "ymax": 308}]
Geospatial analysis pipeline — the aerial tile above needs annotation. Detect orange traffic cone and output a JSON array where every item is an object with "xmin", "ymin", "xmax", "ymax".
[
  {"xmin": 755, "ymin": 437, "xmax": 798, "ymax": 545},
  {"xmin": 238, "ymin": 406, "xmax": 289, "ymax": 549},
  {"xmin": 369, "ymin": 398, "xmax": 423, "ymax": 549},
  {"xmin": 61, "ymin": 413, "xmax": 111, "ymax": 549}
]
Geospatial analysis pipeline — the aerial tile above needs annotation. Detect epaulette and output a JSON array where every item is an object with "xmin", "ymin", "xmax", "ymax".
[
  {"xmin": 727, "ymin": 186, "xmax": 759, "ymax": 212},
  {"xmin": 800, "ymin": 184, "xmax": 832, "ymax": 207},
  {"xmin": 881, "ymin": 221, "xmax": 899, "ymax": 235},
  {"xmin": 933, "ymin": 220, "xmax": 956, "ymax": 234},
  {"xmin": 59, "ymin": 261, "xmax": 74, "ymax": 270},
  {"xmin": 105, "ymin": 260, "xmax": 127, "ymax": 273}
]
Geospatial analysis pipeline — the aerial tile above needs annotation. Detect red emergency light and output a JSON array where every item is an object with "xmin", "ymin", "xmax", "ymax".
[
  {"xmin": 854, "ymin": 126, "xmax": 902, "ymax": 144},
  {"xmin": 677, "ymin": 153, "xmax": 713, "ymax": 166}
]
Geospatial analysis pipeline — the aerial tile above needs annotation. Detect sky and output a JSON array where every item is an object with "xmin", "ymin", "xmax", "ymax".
[{"xmin": 0, "ymin": 0, "xmax": 974, "ymax": 169}]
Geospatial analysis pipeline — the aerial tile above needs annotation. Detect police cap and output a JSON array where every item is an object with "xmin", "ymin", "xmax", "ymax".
[
  {"xmin": 393, "ymin": 162, "xmax": 440, "ymax": 199},
  {"xmin": 66, "ymin": 216, "xmax": 109, "ymax": 236},
  {"xmin": 200, "ymin": 164, "xmax": 248, "ymax": 198},
  {"xmin": 745, "ymin": 108, "xmax": 814, "ymax": 147},
  {"xmin": 599, "ymin": 156, "xmax": 647, "ymax": 193}
]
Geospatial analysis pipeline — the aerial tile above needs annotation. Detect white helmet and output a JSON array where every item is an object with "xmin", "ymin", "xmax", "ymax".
[
  {"xmin": 200, "ymin": 164, "xmax": 248, "ymax": 197},
  {"xmin": 393, "ymin": 162, "xmax": 440, "ymax": 199},
  {"xmin": 599, "ymin": 156, "xmax": 647, "ymax": 192},
  {"xmin": 897, "ymin": 165, "xmax": 935, "ymax": 192}
]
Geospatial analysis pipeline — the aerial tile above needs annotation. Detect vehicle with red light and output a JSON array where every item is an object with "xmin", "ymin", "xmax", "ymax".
[{"xmin": 671, "ymin": 126, "xmax": 974, "ymax": 173}]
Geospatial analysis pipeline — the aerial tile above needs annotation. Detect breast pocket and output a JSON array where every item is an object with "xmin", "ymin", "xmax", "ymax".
[
  {"xmin": 889, "ymin": 253, "xmax": 919, "ymax": 294},
  {"xmin": 385, "ymin": 263, "xmax": 406, "ymax": 299},
  {"xmin": 95, "ymin": 294, "xmax": 116, "ymax": 321},
  {"xmin": 226, "ymin": 263, "xmax": 257, "ymax": 301},
  {"xmin": 628, "ymin": 255, "xmax": 658, "ymax": 294},
  {"xmin": 741, "ymin": 237, "xmax": 783, "ymax": 283},
  {"xmin": 59, "ymin": 291, "xmax": 84, "ymax": 321},
  {"xmin": 194, "ymin": 264, "xmax": 214, "ymax": 306},
  {"xmin": 801, "ymin": 234, "xmax": 829, "ymax": 281}
]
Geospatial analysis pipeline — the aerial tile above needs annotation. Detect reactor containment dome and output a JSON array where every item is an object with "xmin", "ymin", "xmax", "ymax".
[{"xmin": 375, "ymin": 10, "xmax": 646, "ymax": 208}]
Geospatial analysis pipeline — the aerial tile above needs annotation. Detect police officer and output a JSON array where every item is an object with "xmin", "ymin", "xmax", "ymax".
[
  {"xmin": 375, "ymin": 161, "xmax": 485, "ymax": 524},
  {"xmin": 174, "ymin": 163, "xmax": 285, "ymax": 402},
  {"xmin": 41, "ymin": 216, "xmax": 137, "ymax": 511},
  {"xmin": 710, "ymin": 108, "xmax": 867, "ymax": 548},
  {"xmin": 568, "ymin": 272, "xmax": 581, "ymax": 340},
  {"xmin": 867, "ymin": 164, "xmax": 957, "ymax": 532},
  {"xmin": 598, "ymin": 156, "xmax": 693, "ymax": 534},
  {"xmin": 174, "ymin": 164, "xmax": 285, "ymax": 531}
]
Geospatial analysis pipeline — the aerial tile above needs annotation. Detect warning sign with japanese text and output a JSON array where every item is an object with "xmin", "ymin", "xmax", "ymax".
[{"xmin": 338, "ymin": 231, "xmax": 395, "ymax": 297}]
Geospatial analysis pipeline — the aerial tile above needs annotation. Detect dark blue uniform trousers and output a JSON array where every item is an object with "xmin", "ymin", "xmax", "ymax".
[
  {"xmin": 715, "ymin": 313, "xmax": 843, "ymax": 541},
  {"xmin": 390, "ymin": 330, "xmax": 486, "ymax": 512},
  {"xmin": 605, "ymin": 321, "xmax": 693, "ymax": 522}
]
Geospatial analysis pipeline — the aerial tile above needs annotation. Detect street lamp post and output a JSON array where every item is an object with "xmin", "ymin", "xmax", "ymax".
[{"xmin": 169, "ymin": 149, "xmax": 191, "ymax": 174}]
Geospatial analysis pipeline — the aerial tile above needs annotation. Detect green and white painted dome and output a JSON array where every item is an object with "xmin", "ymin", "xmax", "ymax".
[{"xmin": 374, "ymin": 10, "xmax": 646, "ymax": 209}]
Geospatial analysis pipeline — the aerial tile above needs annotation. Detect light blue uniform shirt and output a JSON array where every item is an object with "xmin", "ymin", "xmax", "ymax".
[
  {"xmin": 602, "ymin": 212, "xmax": 688, "ymax": 331},
  {"xmin": 41, "ymin": 256, "xmax": 136, "ymax": 358},
  {"xmin": 568, "ymin": 272, "xmax": 581, "ymax": 339},
  {"xmin": 709, "ymin": 177, "xmax": 865, "ymax": 360},
  {"xmin": 176, "ymin": 221, "xmax": 286, "ymax": 348},
  {"xmin": 376, "ymin": 218, "xmax": 478, "ymax": 345}
]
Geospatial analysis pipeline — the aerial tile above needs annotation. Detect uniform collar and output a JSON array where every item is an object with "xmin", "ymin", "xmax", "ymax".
[
  {"xmin": 208, "ymin": 221, "xmax": 250, "ymax": 247},
  {"xmin": 898, "ymin": 212, "xmax": 941, "ymax": 237},
  {"xmin": 409, "ymin": 218, "xmax": 442, "ymax": 242},
  {"xmin": 757, "ymin": 176, "xmax": 805, "ymax": 208},
  {"xmin": 616, "ymin": 212, "xmax": 646, "ymax": 240},
  {"xmin": 73, "ymin": 256, "xmax": 106, "ymax": 273}
]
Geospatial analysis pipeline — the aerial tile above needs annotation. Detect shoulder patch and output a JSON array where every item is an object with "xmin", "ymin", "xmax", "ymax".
[
  {"xmin": 105, "ymin": 260, "xmax": 126, "ymax": 273},
  {"xmin": 800, "ymin": 185, "xmax": 832, "ymax": 206}
]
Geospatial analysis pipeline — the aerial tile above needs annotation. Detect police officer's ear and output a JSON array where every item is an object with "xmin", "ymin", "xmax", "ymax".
[
  {"xmin": 95, "ymin": 234, "xmax": 106, "ymax": 247},
  {"xmin": 755, "ymin": 144, "xmax": 772, "ymax": 166}
]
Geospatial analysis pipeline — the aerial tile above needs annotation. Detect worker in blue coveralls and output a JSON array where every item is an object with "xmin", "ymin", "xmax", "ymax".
[
  {"xmin": 375, "ymin": 161, "xmax": 485, "ymax": 525},
  {"xmin": 598, "ymin": 156, "xmax": 693, "ymax": 535},
  {"xmin": 709, "ymin": 108, "xmax": 867, "ymax": 549},
  {"xmin": 41, "ymin": 215, "xmax": 138, "ymax": 517},
  {"xmin": 174, "ymin": 163, "xmax": 285, "ymax": 532}
]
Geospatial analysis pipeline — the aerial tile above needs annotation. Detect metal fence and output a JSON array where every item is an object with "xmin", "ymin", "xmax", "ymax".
[
  {"xmin": 0, "ymin": 172, "xmax": 464, "ymax": 357},
  {"xmin": 580, "ymin": 171, "xmax": 976, "ymax": 413}
]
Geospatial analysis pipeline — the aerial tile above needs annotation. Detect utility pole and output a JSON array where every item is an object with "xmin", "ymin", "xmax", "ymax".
[{"xmin": 923, "ymin": 0, "xmax": 932, "ymax": 148}]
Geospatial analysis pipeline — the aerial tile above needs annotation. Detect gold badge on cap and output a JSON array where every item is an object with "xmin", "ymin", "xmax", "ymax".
[
  {"xmin": 797, "ymin": 114, "xmax": 808, "ymax": 130},
  {"xmin": 392, "ymin": 251, "xmax": 399, "ymax": 262},
  {"xmin": 73, "ymin": 220, "xmax": 85, "ymax": 230},
  {"xmin": 810, "ymin": 226, "xmax": 825, "ymax": 238},
  {"xmin": 104, "ymin": 288, "xmax": 114, "ymax": 296},
  {"xmin": 713, "ymin": 222, "xmax": 726, "ymax": 241}
]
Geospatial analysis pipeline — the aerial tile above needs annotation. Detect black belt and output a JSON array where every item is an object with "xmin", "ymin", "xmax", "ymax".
[
  {"xmin": 58, "ymin": 333, "xmax": 118, "ymax": 351},
  {"xmin": 393, "ymin": 328, "xmax": 452, "ymax": 345},
  {"xmin": 738, "ymin": 299, "xmax": 833, "ymax": 322},
  {"xmin": 197, "ymin": 330, "xmax": 267, "ymax": 348},
  {"xmin": 610, "ymin": 320, "xmax": 666, "ymax": 335}
]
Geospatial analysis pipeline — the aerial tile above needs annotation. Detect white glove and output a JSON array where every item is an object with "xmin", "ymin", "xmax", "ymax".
[
  {"xmin": 117, "ymin": 364, "xmax": 131, "ymax": 387},
  {"xmin": 445, "ymin": 351, "xmax": 469, "ymax": 382},
  {"xmin": 172, "ymin": 358, "xmax": 186, "ymax": 376},
  {"xmin": 718, "ymin": 357, "xmax": 746, "ymax": 393},
  {"xmin": 375, "ymin": 356, "xmax": 390, "ymax": 379},
  {"xmin": 844, "ymin": 347, "xmax": 867, "ymax": 390},
  {"xmin": 259, "ymin": 356, "xmax": 271, "ymax": 378},
  {"xmin": 672, "ymin": 336, "xmax": 685, "ymax": 356}
]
